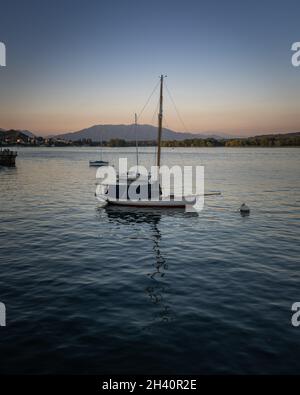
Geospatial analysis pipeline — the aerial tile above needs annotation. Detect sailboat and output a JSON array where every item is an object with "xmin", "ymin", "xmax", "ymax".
[
  {"xmin": 96, "ymin": 75, "xmax": 220, "ymax": 207},
  {"xmin": 89, "ymin": 132, "xmax": 109, "ymax": 167}
]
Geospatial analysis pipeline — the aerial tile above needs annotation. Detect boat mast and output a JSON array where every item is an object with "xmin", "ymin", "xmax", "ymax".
[
  {"xmin": 157, "ymin": 75, "xmax": 164, "ymax": 168},
  {"xmin": 135, "ymin": 113, "xmax": 139, "ymax": 169}
]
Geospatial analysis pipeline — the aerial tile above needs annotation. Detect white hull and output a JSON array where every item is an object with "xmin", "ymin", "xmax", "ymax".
[
  {"xmin": 97, "ymin": 192, "xmax": 220, "ymax": 208},
  {"xmin": 94, "ymin": 76, "xmax": 221, "ymax": 210}
]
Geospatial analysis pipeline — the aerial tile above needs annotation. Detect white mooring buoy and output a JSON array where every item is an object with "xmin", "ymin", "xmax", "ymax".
[{"xmin": 240, "ymin": 203, "xmax": 250, "ymax": 216}]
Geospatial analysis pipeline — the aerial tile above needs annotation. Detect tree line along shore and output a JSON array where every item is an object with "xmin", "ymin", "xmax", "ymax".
[{"xmin": 1, "ymin": 129, "xmax": 299, "ymax": 147}]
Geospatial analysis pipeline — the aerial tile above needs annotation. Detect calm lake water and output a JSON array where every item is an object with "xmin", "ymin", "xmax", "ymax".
[{"xmin": 0, "ymin": 147, "xmax": 299, "ymax": 374}]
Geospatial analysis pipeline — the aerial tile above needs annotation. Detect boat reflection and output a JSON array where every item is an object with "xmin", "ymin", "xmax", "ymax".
[
  {"xmin": 103, "ymin": 206, "xmax": 196, "ymax": 331},
  {"xmin": 103, "ymin": 205, "xmax": 196, "ymax": 223}
]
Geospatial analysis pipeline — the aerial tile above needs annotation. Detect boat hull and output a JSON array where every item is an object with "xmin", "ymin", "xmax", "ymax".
[
  {"xmin": 107, "ymin": 199, "xmax": 186, "ymax": 208},
  {"xmin": 0, "ymin": 150, "xmax": 17, "ymax": 167},
  {"xmin": 98, "ymin": 192, "xmax": 221, "ymax": 208}
]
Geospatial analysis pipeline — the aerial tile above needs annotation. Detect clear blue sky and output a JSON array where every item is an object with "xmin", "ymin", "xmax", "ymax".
[{"xmin": 0, "ymin": 0, "xmax": 299, "ymax": 135}]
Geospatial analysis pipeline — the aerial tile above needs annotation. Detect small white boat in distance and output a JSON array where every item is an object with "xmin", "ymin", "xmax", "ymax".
[
  {"xmin": 100, "ymin": 172, "xmax": 186, "ymax": 207},
  {"xmin": 96, "ymin": 75, "xmax": 221, "ymax": 208}
]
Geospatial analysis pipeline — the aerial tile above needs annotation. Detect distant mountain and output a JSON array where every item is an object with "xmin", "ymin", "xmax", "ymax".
[
  {"xmin": 0, "ymin": 129, "xmax": 32, "ymax": 144},
  {"xmin": 56, "ymin": 124, "xmax": 232, "ymax": 142},
  {"xmin": 2, "ymin": 125, "xmax": 299, "ymax": 142},
  {"xmin": 0, "ymin": 128, "xmax": 36, "ymax": 138},
  {"xmin": 252, "ymin": 131, "xmax": 300, "ymax": 138}
]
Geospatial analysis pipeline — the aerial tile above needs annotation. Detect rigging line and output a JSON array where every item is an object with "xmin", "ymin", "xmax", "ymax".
[
  {"xmin": 163, "ymin": 114, "xmax": 170, "ymax": 130},
  {"xmin": 126, "ymin": 121, "xmax": 136, "ymax": 145},
  {"xmin": 151, "ymin": 97, "xmax": 160, "ymax": 125},
  {"xmin": 137, "ymin": 80, "xmax": 160, "ymax": 122},
  {"xmin": 164, "ymin": 81, "xmax": 190, "ymax": 134}
]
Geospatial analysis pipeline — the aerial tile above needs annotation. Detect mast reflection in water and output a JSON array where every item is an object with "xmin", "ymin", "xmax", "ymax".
[{"xmin": 102, "ymin": 206, "xmax": 197, "ymax": 331}]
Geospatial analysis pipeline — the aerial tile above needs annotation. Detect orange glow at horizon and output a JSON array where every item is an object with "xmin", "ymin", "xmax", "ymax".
[{"xmin": 1, "ymin": 105, "xmax": 300, "ymax": 136}]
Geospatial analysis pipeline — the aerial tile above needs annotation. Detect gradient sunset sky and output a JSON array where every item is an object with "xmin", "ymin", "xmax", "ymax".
[{"xmin": 0, "ymin": 0, "xmax": 299, "ymax": 136}]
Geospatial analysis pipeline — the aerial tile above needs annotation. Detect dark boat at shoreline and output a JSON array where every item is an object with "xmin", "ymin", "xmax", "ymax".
[{"xmin": 0, "ymin": 148, "xmax": 17, "ymax": 167}]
